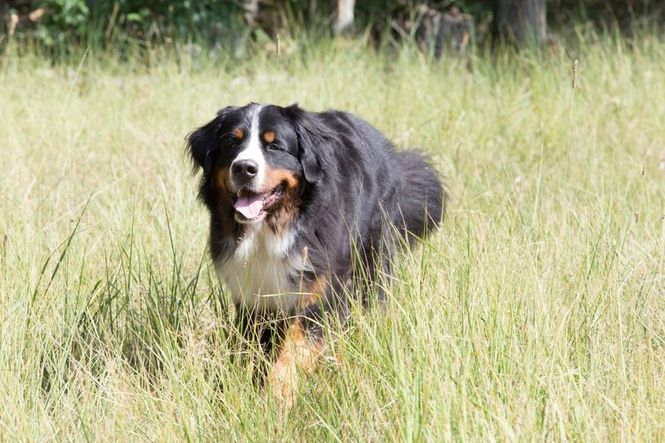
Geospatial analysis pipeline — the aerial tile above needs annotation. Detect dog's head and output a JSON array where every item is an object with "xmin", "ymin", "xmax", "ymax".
[{"xmin": 187, "ymin": 103, "xmax": 328, "ymax": 227}]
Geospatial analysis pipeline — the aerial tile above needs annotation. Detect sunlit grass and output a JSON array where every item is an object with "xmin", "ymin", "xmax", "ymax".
[{"xmin": 1, "ymin": 35, "xmax": 664, "ymax": 440}]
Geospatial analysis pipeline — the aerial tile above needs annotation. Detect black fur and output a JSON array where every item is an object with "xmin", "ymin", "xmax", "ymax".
[
  {"xmin": 284, "ymin": 106, "xmax": 445, "ymax": 293},
  {"xmin": 187, "ymin": 103, "xmax": 446, "ymax": 347}
]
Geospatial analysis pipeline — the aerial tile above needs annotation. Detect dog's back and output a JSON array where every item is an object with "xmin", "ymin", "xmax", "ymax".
[{"xmin": 308, "ymin": 112, "xmax": 445, "ymax": 298}]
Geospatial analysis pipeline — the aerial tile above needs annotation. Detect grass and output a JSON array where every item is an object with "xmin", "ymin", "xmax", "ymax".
[{"xmin": 1, "ymin": 35, "xmax": 664, "ymax": 440}]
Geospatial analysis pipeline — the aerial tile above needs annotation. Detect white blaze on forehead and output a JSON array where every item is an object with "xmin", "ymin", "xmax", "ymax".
[{"xmin": 231, "ymin": 104, "xmax": 265, "ymax": 188}]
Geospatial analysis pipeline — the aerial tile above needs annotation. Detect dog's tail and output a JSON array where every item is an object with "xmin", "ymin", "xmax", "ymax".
[{"xmin": 395, "ymin": 150, "xmax": 446, "ymax": 242}]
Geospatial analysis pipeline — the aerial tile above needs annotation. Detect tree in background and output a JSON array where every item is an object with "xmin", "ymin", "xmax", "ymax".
[
  {"xmin": 494, "ymin": 0, "xmax": 547, "ymax": 45},
  {"xmin": 1, "ymin": 0, "xmax": 663, "ymax": 56}
]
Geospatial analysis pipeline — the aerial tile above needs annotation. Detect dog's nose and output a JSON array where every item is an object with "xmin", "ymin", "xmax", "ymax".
[{"xmin": 231, "ymin": 159, "xmax": 259, "ymax": 181}]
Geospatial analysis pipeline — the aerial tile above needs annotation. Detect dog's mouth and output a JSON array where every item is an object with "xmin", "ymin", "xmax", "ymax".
[{"xmin": 233, "ymin": 185, "xmax": 284, "ymax": 223}]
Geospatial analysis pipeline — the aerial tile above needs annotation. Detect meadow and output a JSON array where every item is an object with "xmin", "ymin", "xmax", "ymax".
[{"xmin": 1, "ymin": 36, "xmax": 664, "ymax": 440}]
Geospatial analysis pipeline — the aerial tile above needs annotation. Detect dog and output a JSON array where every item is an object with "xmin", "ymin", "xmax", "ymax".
[{"xmin": 186, "ymin": 103, "xmax": 445, "ymax": 405}]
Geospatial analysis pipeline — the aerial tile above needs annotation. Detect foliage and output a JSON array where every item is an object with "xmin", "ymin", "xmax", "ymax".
[
  {"xmin": 34, "ymin": 0, "xmax": 89, "ymax": 46},
  {"xmin": 1, "ymin": 0, "xmax": 663, "ymax": 54},
  {"xmin": 2, "ymin": 0, "xmax": 244, "ymax": 50}
]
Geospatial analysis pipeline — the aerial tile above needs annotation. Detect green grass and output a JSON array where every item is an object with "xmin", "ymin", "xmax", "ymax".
[{"xmin": 1, "ymin": 36, "xmax": 664, "ymax": 440}]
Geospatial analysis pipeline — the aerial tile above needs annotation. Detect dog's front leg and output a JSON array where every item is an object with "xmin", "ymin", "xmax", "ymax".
[
  {"xmin": 267, "ymin": 317, "xmax": 325, "ymax": 408},
  {"xmin": 267, "ymin": 278, "xmax": 350, "ymax": 408},
  {"xmin": 232, "ymin": 305, "xmax": 286, "ymax": 383}
]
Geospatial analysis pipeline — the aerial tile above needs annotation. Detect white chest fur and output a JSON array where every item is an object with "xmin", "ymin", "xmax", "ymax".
[{"xmin": 216, "ymin": 223, "xmax": 309, "ymax": 314}]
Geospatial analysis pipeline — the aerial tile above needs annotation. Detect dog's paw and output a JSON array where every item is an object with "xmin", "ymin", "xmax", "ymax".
[{"xmin": 268, "ymin": 359, "xmax": 298, "ymax": 409}]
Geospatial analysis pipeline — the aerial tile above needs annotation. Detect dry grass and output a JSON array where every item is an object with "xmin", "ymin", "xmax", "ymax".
[{"xmin": 1, "ymin": 36, "xmax": 664, "ymax": 440}]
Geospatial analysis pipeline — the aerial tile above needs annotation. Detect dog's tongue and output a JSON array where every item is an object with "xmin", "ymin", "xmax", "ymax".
[{"xmin": 234, "ymin": 193, "xmax": 263, "ymax": 219}]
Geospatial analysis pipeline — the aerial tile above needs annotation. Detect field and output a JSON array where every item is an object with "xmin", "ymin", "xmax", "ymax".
[{"xmin": 1, "ymin": 37, "xmax": 664, "ymax": 440}]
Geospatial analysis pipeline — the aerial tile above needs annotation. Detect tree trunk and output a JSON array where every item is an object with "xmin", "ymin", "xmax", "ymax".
[
  {"xmin": 334, "ymin": 0, "xmax": 355, "ymax": 35},
  {"xmin": 494, "ymin": 0, "xmax": 546, "ymax": 45}
]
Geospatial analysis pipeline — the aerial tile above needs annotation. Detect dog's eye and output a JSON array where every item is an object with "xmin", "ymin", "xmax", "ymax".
[
  {"xmin": 267, "ymin": 143, "xmax": 281, "ymax": 152},
  {"xmin": 224, "ymin": 128, "xmax": 244, "ymax": 147}
]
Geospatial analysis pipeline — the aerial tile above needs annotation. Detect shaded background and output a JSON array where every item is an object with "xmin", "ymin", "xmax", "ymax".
[{"xmin": 2, "ymin": 0, "xmax": 664, "ymax": 57}]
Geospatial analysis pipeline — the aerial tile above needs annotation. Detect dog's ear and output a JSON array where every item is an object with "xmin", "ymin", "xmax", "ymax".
[
  {"xmin": 286, "ymin": 104, "xmax": 335, "ymax": 185},
  {"xmin": 186, "ymin": 106, "xmax": 236, "ymax": 175},
  {"xmin": 298, "ymin": 131, "xmax": 323, "ymax": 185}
]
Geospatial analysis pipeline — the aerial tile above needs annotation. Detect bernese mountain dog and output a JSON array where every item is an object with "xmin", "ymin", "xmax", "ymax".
[{"xmin": 187, "ymin": 103, "xmax": 445, "ymax": 406}]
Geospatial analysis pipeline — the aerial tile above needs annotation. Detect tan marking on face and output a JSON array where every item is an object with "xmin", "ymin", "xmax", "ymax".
[
  {"xmin": 211, "ymin": 166, "xmax": 240, "ymax": 241},
  {"xmin": 263, "ymin": 130, "xmax": 276, "ymax": 144},
  {"xmin": 264, "ymin": 167, "xmax": 298, "ymax": 190},
  {"xmin": 214, "ymin": 167, "xmax": 235, "ymax": 212},
  {"xmin": 216, "ymin": 167, "xmax": 231, "ymax": 192},
  {"xmin": 267, "ymin": 320, "xmax": 325, "ymax": 409},
  {"xmin": 264, "ymin": 167, "xmax": 301, "ymax": 234},
  {"xmin": 231, "ymin": 127, "xmax": 244, "ymax": 139}
]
